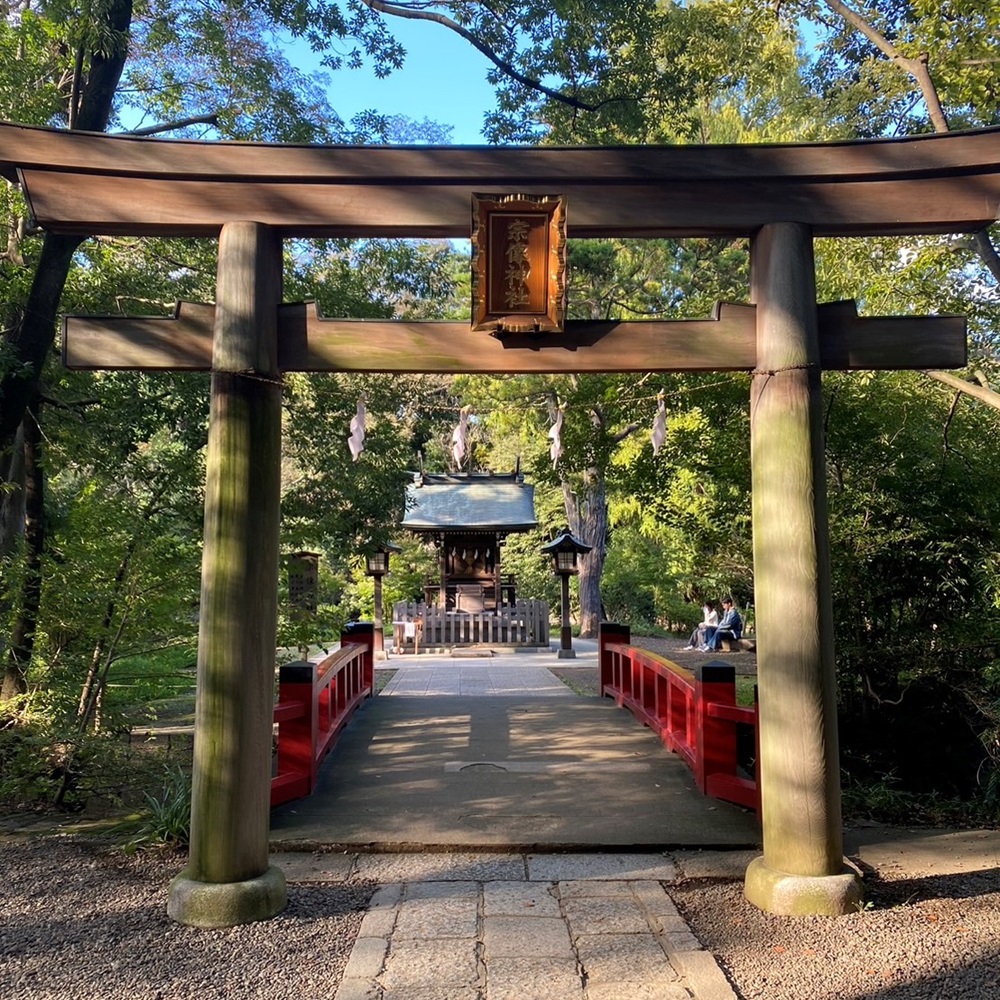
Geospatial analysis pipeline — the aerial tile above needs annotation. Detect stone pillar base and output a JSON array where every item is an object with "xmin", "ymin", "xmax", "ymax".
[
  {"xmin": 557, "ymin": 648, "xmax": 576, "ymax": 659},
  {"xmin": 744, "ymin": 856, "xmax": 862, "ymax": 916},
  {"xmin": 168, "ymin": 865, "xmax": 287, "ymax": 928}
]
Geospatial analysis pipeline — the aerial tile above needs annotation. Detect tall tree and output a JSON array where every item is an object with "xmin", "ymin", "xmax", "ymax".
[{"xmin": 0, "ymin": 1, "xmax": 456, "ymax": 700}]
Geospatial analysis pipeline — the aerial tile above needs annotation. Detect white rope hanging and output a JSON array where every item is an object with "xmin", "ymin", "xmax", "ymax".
[
  {"xmin": 452, "ymin": 406, "xmax": 471, "ymax": 469},
  {"xmin": 650, "ymin": 391, "xmax": 667, "ymax": 456},
  {"xmin": 347, "ymin": 397, "xmax": 366, "ymax": 461},
  {"xmin": 548, "ymin": 405, "xmax": 565, "ymax": 469}
]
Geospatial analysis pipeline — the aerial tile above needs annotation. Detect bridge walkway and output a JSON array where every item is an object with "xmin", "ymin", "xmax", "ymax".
[{"xmin": 269, "ymin": 642, "xmax": 758, "ymax": 850}]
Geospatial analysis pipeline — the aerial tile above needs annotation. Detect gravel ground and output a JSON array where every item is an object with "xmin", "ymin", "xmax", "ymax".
[
  {"xmin": 673, "ymin": 864, "xmax": 1000, "ymax": 999},
  {"xmin": 4, "ymin": 837, "xmax": 1000, "ymax": 1000},
  {"xmin": 0, "ymin": 838, "xmax": 373, "ymax": 1000}
]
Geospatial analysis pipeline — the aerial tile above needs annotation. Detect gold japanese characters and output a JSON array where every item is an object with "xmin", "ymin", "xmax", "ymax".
[{"xmin": 471, "ymin": 193, "xmax": 567, "ymax": 335}]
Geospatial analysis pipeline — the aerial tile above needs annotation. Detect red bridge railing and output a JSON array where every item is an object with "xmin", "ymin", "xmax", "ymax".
[
  {"xmin": 271, "ymin": 622, "xmax": 374, "ymax": 808},
  {"xmin": 599, "ymin": 622, "xmax": 759, "ymax": 812}
]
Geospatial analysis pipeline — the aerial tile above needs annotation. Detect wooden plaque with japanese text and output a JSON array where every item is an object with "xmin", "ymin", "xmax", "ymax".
[{"xmin": 471, "ymin": 193, "xmax": 567, "ymax": 335}]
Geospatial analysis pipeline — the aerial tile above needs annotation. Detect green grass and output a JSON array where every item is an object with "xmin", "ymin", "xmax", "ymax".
[
  {"xmin": 375, "ymin": 669, "xmax": 398, "ymax": 693},
  {"xmin": 103, "ymin": 645, "xmax": 197, "ymax": 722},
  {"xmin": 736, "ymin": 676, "xmax": 758, "ymax": 707}
]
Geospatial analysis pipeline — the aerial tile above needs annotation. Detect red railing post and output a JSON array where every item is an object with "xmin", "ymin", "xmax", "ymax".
[
  {"xmin": 599, "ymin": 621, "xmax": 630, "ymax": 696},
  {"xmin": 692, "ymin": 660, "xmax": 737, "ymax": 795},
  {"xmin": 753, "ymin": 684, "xmax": 762, "ymax": 812},
  {"xmin": 341, "ymin": 621, "xmax": 375, "ymax": 694},
  {"xmin": 275, "ymin": 660, "xmax": 318, "ymax": 800}
]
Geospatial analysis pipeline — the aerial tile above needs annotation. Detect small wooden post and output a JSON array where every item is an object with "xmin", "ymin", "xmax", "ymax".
[
  {"xmin": 598, "ymin": 622, "xmax": 630, "ymax": 696},
  {"xmin": 273, "ymin": 662, "xmax": 317, "ymax": 806},
  {"xmin": 557, "ymin": 572, "xmax": 574, "ymax": 657},
  {"xmin": 692, "ymin": 661, "xmax": 737, "ymax": 796},
  {"xmin": 743, "ymin": 223, "xmax": 861, "ymax": 915},
  {"xmin": 168, "ymin": 222, "xmax": 287, "ymax": 927},
  {"xmin": 341, "ymin": 621, "xmax": 375, "ymax": 694},
  {"xmin": 372, "ymin": 574, "xmax": 385, "ymax": 658}
]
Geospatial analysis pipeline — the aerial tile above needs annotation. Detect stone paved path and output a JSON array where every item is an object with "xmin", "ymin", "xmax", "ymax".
[{"xmin": 295, "ymin": 853, "xmax": 736, "ymax": 1000}]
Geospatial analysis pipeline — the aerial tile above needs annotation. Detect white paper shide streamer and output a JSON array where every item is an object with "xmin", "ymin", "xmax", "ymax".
[
  {"xmin": 548, "ymin": 406, "xmax": 564, "ymax": 468},
  {"xmin": 452, "ymin": 406, "xmax": 470, "ymax": 469},
  {"xmin": 650, "ymin": 391, "xmax": 667, "ymax": 456},
  {"xmin": 348, "ymin": 397, "xmax": 366, "ymax": 461}
]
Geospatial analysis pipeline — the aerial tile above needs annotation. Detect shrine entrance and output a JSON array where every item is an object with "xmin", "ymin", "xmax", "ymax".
[{"xmin": 2, "ymin": 122, "xmax": 996, "ymax": 926}]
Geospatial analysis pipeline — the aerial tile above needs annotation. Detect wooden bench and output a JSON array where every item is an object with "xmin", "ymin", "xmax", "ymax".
[{"xmin": 720, "ymin": 637, "xmax": 756, "ymax": 653}]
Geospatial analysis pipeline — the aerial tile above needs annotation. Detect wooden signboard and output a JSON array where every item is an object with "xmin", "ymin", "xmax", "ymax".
[
  {"xmin": 471, "ymin": 193, "xmax": 567, "ymax": 335},
  {"xmin": 287, "ymin": 551, "xmax": 320, "ymax": 614}
]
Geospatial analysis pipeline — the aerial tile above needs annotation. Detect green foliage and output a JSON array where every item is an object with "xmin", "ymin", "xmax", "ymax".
[
  {"xmin": 825, "ymin": 370, "xmax": 1000, "ymax": 660},
  {"xmin": 285, "ymin": 239, "xmax": 461, "ymax": 320},
  {"xmin": 787, "ymin": 0, "xmax": 1000, "ymax": 135},
  {"xmin": 0, "ymin": 698, "xmax": 157, "ymax": 813},
  {"xmin": 104, "ymin": 646, "xmax": 197, "ymax": 717},
  {"xmin": 841, "ymin": 771, "xmax": 982, "ymax": 828},
  {"xmin": 128, "ymin": 764, "xmax": 191, "ymax": 850},
  {"xmin": 492, "ymin": 528, "xmax": 559, "ymax": 610},
  {"xmin": 466, "ymin": 0, "xmax": 814, "ymax": 144},
  {"xmin": 15, "ymin": 373, "xmax": 207, "ymax": 727},
  {"xmin": 0, "ymin": 10, "xmax": 72, "ymax": 124}
]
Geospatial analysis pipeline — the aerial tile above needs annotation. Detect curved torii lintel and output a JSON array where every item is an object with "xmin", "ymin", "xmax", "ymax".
[{"xmin": 2, "ymin": 121, "xmax": 1000, "ymax": 238}]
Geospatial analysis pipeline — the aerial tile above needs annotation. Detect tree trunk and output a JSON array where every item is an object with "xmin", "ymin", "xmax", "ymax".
[
  {"xmin": 0, "ymin": 422, "xmax": 26, "ymax": 670},
  {"xmin": 2, "ymin": 402, "xmax": 44, "ymax": 701},
  {"xmin": 565, "ymin": 468, "xmax": 608, "ymax": 638},
  {"xmin": 0, "ymin": 0, "xmax": 134, "ymax": 705},
  {"xmin": 0, "ymin": 0, "xmax": 132, "ymax": 454},
  {"xmin": 76, "ymin": 540, "xmax": 137, "ymax": 730}
]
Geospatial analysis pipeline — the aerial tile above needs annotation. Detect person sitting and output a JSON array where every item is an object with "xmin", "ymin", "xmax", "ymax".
[
  {"xmin": 682, "ymin": 601, "xmax": 718, "ymax": 650},
  {"xmin": 700, "ymin": 597, "xmax": 743, "ymax": 651}
]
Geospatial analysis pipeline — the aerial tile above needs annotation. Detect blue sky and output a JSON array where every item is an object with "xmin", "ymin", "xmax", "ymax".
[{"xmin": 325, "ymin": 17, "xmax": 499, "ymax": 144}]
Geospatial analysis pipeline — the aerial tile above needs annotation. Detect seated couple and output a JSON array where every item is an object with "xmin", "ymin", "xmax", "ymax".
[{"xmin": 683, "ymin": 597, "xmax": 743, "ymax": 652}]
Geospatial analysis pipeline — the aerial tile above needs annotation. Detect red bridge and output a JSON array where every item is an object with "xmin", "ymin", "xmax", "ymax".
[{"xmin": 270, "ymin": 621, "xmax": 759, "ymax": 825}]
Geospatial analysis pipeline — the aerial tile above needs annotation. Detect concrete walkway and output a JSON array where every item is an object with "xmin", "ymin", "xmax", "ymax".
[
  {"xmin": 272, "ymin": 644, "xmax": 753, "ymax": 999},
  {"xmin": 379, "ymin": 657, "xmax": 575, "ymax": 697}
]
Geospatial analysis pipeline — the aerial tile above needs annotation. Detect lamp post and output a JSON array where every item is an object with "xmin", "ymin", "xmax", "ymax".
[
  {"xmin": 541, "ymin": 529, "xmax": 592, "ymax": 659},
  {"xmin": 364, "ymin": 542, "xmax": 401, "ymax": 660}
]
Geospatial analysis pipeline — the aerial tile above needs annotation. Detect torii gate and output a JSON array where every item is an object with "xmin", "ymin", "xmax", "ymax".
[{"xmin": 2, "ymin": 122, "xmax": 997, "ymax": 926}]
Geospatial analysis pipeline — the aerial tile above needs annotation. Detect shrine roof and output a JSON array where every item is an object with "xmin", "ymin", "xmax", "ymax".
[{"xmin": 402, "ymin": 473, "xmax": 537, "ymax": 533}]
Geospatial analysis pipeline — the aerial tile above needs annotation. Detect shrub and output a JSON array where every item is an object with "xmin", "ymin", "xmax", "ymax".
[{"xmin": 128, "ymin": 764, "xmax": 191, "ymax": 850}]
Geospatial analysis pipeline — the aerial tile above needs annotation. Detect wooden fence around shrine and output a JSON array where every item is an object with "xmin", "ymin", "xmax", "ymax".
[
  {"xmin": 270, "ymin": 623, "xmax": 374, "ymax": 807},
  {"xmin": 598, "ymin": 622, "xmax": 760, "ymax": 812},
  {"xmin": 391, "ymin": 600, "xmax": 550, "ymax": 650}
]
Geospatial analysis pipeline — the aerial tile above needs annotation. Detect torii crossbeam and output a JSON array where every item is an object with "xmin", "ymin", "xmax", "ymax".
[
  {"xmin": 3, "ymin": 121, "xmax": 997, "ymax": 926},
  {"xmin": 64, "ymin": 299, "xmax": 965, "ymax": 373}
]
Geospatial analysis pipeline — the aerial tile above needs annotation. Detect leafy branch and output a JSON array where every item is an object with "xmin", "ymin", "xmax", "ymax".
[{"xmin": 358, "ymin": 0, "xmax": 629, "ymax": 113}]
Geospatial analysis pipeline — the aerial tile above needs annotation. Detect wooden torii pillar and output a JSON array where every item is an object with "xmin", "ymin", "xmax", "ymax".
[
  {"xmin": 3, "ymin": 122, "xmax": 999, "ymax": 925},
  {"xmin": 744, "ymin": 224, "xmax": 858, "ymax": 914},
  {"xmin": 166, "ymin": 223, "xmax": 287, "ymax": 926}
]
